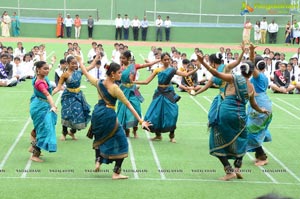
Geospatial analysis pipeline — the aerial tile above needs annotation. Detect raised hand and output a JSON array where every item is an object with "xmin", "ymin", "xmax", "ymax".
[{"xmin": 142, "ymin": 121, "xmax": 152, "ymax": 131}]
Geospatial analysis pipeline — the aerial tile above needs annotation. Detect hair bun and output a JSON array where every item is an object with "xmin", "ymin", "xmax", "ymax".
[
  {"xmin": 105, "ymin": 64, "xmax": 110, "ymax": 70},
  {"xmin": 216, "ymin": 52, "xmax": 222, "ymax": 60}
]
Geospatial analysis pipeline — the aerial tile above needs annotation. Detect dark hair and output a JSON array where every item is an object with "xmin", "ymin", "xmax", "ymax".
[
  {"xmin": 209, "ymin": 53, "xmax": 223, "ymax": 65},
  {"xmin": 66, "ymin": 56, "xmax": 75, "ymax": 64},
  {"xmin": 255, "ymin": 55, "xmax": 266, "ymax": 71},
  {"xmin": 34, "ymin": 61, "xmax": 47, "ymax": 73},
  {"xmin": 122, "ymin": 50, "xmax": 132, "ymax": 59},
  {"xmin": 60, "ymin": 59, "xmax": 67, "ymax": 64},
  {"xmin": 0, "ymin": 53, "xmax": 9, "ymax": 59},
  {"xmin": 14, "ymin": 57, "xmax": 21, "ymax": 61},
  {"xmin": 182, "ymin": 59, "xmax": 190, "ymax": 65},
  {"xmin": 240, "ymin": 61, "xmax": 254, "ymax": 78},
  {"xmin": 161, "ymin": 52, "xmax": 171, "ymax": 60},
  {"xmin": 23, "ymin": 53, "xmax": 32, "ymax": 61},
  {"xmin": 105, "ymin": 63, "xmax": 120, "ymax": 76}
]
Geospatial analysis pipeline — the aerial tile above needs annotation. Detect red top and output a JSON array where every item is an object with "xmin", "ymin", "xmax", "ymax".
[{"xmin": 35, "ymin": 79, "xmax": 49, "ymax": 96}]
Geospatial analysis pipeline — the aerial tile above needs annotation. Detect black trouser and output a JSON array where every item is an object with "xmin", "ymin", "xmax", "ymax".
[
  {"xmin": 115, "ymin": 27, "xmax": 122, "ymax": 40},
  {"xmin": 165, "ymin": 28, "xmax": 170, "ymax": 41},
  {"xmin": 95, "ymin": 149, "xmax": 124, "ymax": 174},
  {"xmin": 62, "ymin": 125, "xmax": 76, "ymax": 136},
  {"xmin": 133, "ymin": 27, "xmax": 139, "ymax": 41},
  {"xmin": 123, "ymin": 28, "xmax": 129, "ymax": 40},
  {"xmin": 155, "ymin": 130, "xmax": 175, "ymax": 138},
  {"xmin": 218, "ymin": 156, "xmax": 243, "ymax": 173},
  {"xmin": 156, "ymin": 27, "xmax": 162, "ymax": 41},
  {"xmin": 66, "ymin": 26, "xmax": 72, "ymax": 38},
  {"xmin": 141, "ymin": 27, "xmax": 148, "ymax": 41},
  {"xmin": 269, "ymin": 32, "xmax": 277, "ymax": 44},
  {"xmin": 293, "ymin": 37, "xmax": 300, "ymax": 44},
  {"xmin": 88, "ymin": 26, "xmax": 93, "ymax": 38}
]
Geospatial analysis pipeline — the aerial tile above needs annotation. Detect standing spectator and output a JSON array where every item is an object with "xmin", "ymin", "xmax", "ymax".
[
  {"xmin": 141, "ymin": 16, "xmax": 149, "ymax": 41},
  {"xmin": 292, "ymin": 19, "xmax": 300, "ymax": 45},
  {"xmin": 56, "ymin": 13, "xmax": 64, "ymax": 38},
  {"xmin": 131, "ymin": 16, "xmax": 140, "ymax": 41},
  {"xmin": 11, "ymin": 12, "xmax": 20, "ymax": 37},
  {"xmin": 74, "ymin": 14, "xmax": 82, "ymax": 39},
  {"xmin": 1, "ymin": 11, "xmax": 11, "ymax": 37},
  {"xmin": 123, "ymin": 14, "xmax": 130, "ymax": 40},
  {"xmin": 115, "ymin": 14, "xmax": 123, "ymax": 40},
  {"xmin": 285, "ymin": 21, "xmax": 292, "ymax": 45},
  {"xmin": 242, "ymin": 19, "xmax": 252, "ymax": 44},
  {"xmin": 260, "ymin": 17, "xmax": 268, "ymax": 44},
  {"xmin": 164, "ymin": 16, "xmax": 172, "ymax": 42},
  {"xmin": 155, "ymin": 15, "xmax": 163, "ymax": 41},
  {"xmin": 87, "ymin": 15, "xmax": 94, "ymax": 39},
  {"xmin": 64, "ymin": 14, "xmax": 73, "ymax": 38},
  {"xmin": 254, "ymin": 21, "xmax": 261, "ymax": 44},
  {"xmin": 267, "ymin": 20, "xmax": 279, "ymax": 44}
]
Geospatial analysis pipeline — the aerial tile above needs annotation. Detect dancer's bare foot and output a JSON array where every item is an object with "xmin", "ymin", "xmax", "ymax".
[
  {"xmin": 234, "ymin": 168, "xmax": 243, "ymax": 179},
  {"xmin": 170, "ymin": 138, "xmax": 176, "ymax": 143},
  {"xmin": 125, "ymin": 130, "xmax": 130, "ymax": 138},
  {"xmin": 219, "ymin": 172, "xmax": 236, "ymax": 181},
  {"xmin": 60, "ymin": 135, "xmax": 66, "ymax": 141},
  {"xmin": 150, "ymin": 136, "xmax": 162, "ymax": 141},
  {"xmin": 28, "ymin": 146, "xmax": 34, "ymax": 153},
  {"xmin": 255, "ymin": 159, "xmax": 268, "ymax": 166},
  {"xmin": 95, "ymin": 162, "xmax": 101, "ymax": 172},
  {"xmin": 68, "ymin": 132, "xmax": 77, "ymax": 140},
  {"xmin": 133, "ymin": 132, "xmax": 138, "ymax": 138},
  {"xmin": 31, "ymin": 156, "xmax": 43, "ymax": 162},
  {"xmin": 112, "ymin": 173, "xmax": 129, "ymax": 180}
]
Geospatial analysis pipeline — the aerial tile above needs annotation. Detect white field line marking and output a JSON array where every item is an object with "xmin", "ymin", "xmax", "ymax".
[
  {"xmin": 190, "ymin": 96, "xmax": 278, "ymax": 183},
  {"xmin": 272, "ymin": 102, "xmax": 300, "ymax": 120},
  {"xmin": 1, "ymin": 176, "xmax": 299, "ymax": 186},
  {"xmin": 276, "ymin": 98, "xmax": 300, "ymax": 111},
  {"xmin": 21, "ymin": 93, "xmax": 61, "ymax": 178},
  {"xmin": 139, "ymin": 53, "xmax": 145, "ymax": 60},
  {"xmin": 246, "ymin": 153, "xmax": 278, "ymax": 183},
  {"xmin": 127, "ymin": 138, "xmax": 139, "ymax": 179},
  {"xmin": 144, "ymin": 130, "xmax": 166, "ymax": 180}
]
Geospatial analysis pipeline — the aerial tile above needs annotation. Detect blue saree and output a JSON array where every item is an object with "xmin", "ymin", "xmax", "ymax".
[
  {"xmin": 144, "ymin": 67, "xmax": 180, "ymax": 133},
  {"xmin": 92, "ymin": 80, "xmax": 128, "ymax": 163},
  {"xmin": 210, "ymin": 75, "xmax": 249, "ymax": 159},
  {"xmin": 61, "ymin": 70, "xmax": 91, "ymax": 130},
  {"xmin": 117, "ymin": 64, "xmax": 143, "ymax": 129},
  {"xmin": 11, "ymin": 15, "xmax": 20, "ymax": 37},
  {"xmin": 30, "ymin": 77, "xmax": 57, "ymax": 152}
]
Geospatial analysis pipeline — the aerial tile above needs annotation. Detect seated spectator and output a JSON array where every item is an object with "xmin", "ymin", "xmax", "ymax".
[
  {"xmin": 12, "ymin": 56, "xmax": 26, "ymax": 82},
  {"xmin": 22, "ymin": 53, "xmax": 34, "ymax": 78},
  {"xmin": 178, "ymin": 63, "xmax": 201, "ymax": 93},
  {"xmin": 270, "ymin": 62, "xmax": 295, "ymax": 94},
  {"xmin": 54, "ymin": 59, "xmax": 67, "ymax": 86},
  {"xmin": 0, "ymin": 54, "xmax": 18, "ymax": 87}
]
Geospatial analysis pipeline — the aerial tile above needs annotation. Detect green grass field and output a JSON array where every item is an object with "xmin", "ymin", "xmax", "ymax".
[{"xmin": 0, "ymin": 41, "xmax": 300, "ymax": 199}]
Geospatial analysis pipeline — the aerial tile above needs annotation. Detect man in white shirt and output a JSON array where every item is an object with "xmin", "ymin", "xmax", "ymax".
[
  {"xmin": 123, "ymin": 14, "xmax": 130, "ymax": 40},
  {"xmin": 268, "ymin": 19, "xmax": 279, "ymax": 44},
  {"xmin": 87, "ymin": 42, "xmax": 98, "ymax": 63},
  {"xmin": 64, "ymin": 14, "xmax": 73, "ymax": 38},
  {"xmin": 141, "ymin": 16, "xmax": 149, "ymax": 41},
  {"xmin": 260, "ymin": 17, "xmax": 268, "ymax": 44},
  {"xmin": 155, "ymin": 15, "xmax": 163, "ymax": 41},
  {"xmin": 164, "ymin": 16, "xmax": 172, "ymax": 42},
  {"xmin": 131, "ymin": 16, "xmax": 141, "ymax": 41},
  {"xmin": 115, "ymin": 14, "xmax": 123, "ymax": 40}
]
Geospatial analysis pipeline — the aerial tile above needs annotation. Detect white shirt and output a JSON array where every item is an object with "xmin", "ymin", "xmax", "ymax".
[
  {"xmin": 260, "ymin": 21, "xmax": 268, "ymax": 30},
  {"xmin": 64, "ymin": 17, "xmax": 73, "ymax": 27},
  {"xmin": 131, "ymin": 19, "xmax": 140, "ymax": 27},
  {"xmin": 12, "ymin": 63, "xmax": 26, "ymax": 79},
  {"xmin": 87, "ymin": 48, "xmax": 97, "ymax": 62},
  {"xmin": 164, "ymin": 20, "xmax": 172, "ymax": 28},
  {"xmin": 123, "ymin": 18, "xmax": 130, "ymax": 28},
  {"xmin": 115, "ymin": 17, "xmax": 123, "ymax": 28},
  {"xmin": 268, "ymin": 23, "xmax": 279, "ymax": 33},
  {"xmin": 13, "ymin": 48, "xmax": 26, "ymax": 59},
  {"xmin": 155, "ymin": 19, "xmax": 163, "ymax": 27}
]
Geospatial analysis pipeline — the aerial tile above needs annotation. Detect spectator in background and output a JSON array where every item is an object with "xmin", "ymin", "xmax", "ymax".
[
  {"xmin": 155, "ymin": 15, "xmax": 163, "ymax": 41},
  {"xmin": 11, "ymin": 12, "xmax": 20, "ymax": 37},
  {"xmin": 179, "ymin": 63, "xmax": 201, "ymax": 93},
  {"xmin": 54, "ymin": 59, "xmax": 67, "ymax": 86},
  {"xmin": 56, "ymin": 13, "xmax": 64, "ymax": 38},
  {"xmin": 270, "ymin": 62, "xmax": 295, "ymax": 93},
  {"xmin": 12, "ymin": 56, "xmax": 26, "ymax": 82},
  {"xmin": 260, "ymin": 17, "xmax": 268, "ymax": 44},
  {"xmin": 123, "ymin": 14, "xmax": 130, "ymax": 40},
  {"xmin": 141, "ymin": 16, "xmax": 149, "ymax": 41},
  {"xmin": 285, "ymin": 21, "xmax": 292, "ymax": 45},
  {"xmin": 267, "ymin": 20, "xmax": 279, "ymax": 44},
  {"xmin": 164, "ymin": 16, "xmax": 172, "ymax": 42},
  {"xmin": 13, "ymin": 42, "xmax": 26, "ymax": 60},
  {"xmin": 1, "ymin": 11, "xmax": 11, "ymax": 37},
  {"xmin": 131, "ymin": 16, "xmax": 140, "ymax": 41},
  {"xmin": 87, "ymin": 15, "xmax": 94, "ymax": 39},
  {"xmin": 254, "ymin": 21, "xmax": 261, "ymax": 44},
  {"xmin": 243, "ymin": 19, "xmax": 252, "ymax": 44},
  {"xmin": 64, "ymin": 14, "xmax": 73, "ymax": 38},
  {"xmin": 0, "ymin": 54, "xmax": 17, "ymax": 87},
  {"xmin": 115, "ymin": 14, "xmax": 123, "ymax": 40},
  {"xmin": 292, "ymin": 19, "xmax": 300, "ymax": 45},
  {"xmin": 74, "ymin": 14, "xmax": 82, "ymax": 39}
]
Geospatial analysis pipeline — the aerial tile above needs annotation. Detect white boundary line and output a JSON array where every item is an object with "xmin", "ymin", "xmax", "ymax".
[
  {"xmin": 1, "ymin": 176, "xmax": 299, "ymax": 186},
  {"xmin": 272, "ymin": 102, "xmax": 300, "ymax": 120},
  {"xmin": 127, "ymin": 138, "xmax": 139, "ymax": 179},
  {"xmin": 144, "ymin": 130, "xmax": 166, "ymax": 180},
  {"xmin": 276, "ymin": 98, "xmax": 300, "ymax": 111},
  {"xmin": 21, "ymin": 92, "xmax": 61, "ymax": 178},
  {"xmin": 190, "ymin": 96, "xmax": 278, "ymax": 183}
]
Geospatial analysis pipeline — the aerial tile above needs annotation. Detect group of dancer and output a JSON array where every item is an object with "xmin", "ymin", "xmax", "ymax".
[{"xmin": 29, "ymin": 42, "xmax": 272, "ymax": 180}]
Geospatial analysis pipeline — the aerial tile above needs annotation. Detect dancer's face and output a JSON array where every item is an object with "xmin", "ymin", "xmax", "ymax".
[{"xmin": 161, "ymin": 55, "xmax": 171, "ymax": 67}]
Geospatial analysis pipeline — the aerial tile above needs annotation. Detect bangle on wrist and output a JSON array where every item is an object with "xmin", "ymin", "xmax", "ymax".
[{"xmin": 139, "ymin": 120, "xmax": 144, "ymax": 125}]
